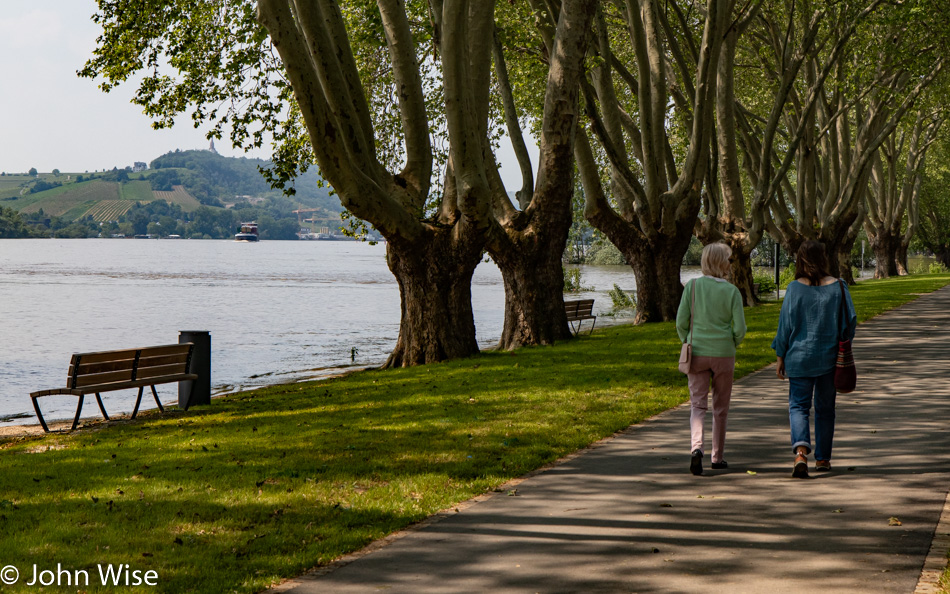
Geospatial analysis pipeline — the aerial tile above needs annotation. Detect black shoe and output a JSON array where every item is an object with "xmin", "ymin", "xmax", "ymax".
[
  {"xmin": 690, "ymin": 449, "xmax": 703, "ymax": 475},
  {"xmin": 711, "ymin": 460, "xmax": 728, "ymax": 469}
]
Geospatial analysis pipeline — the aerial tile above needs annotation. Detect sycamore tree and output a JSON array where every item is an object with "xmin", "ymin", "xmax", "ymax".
[
  {"xmin": 700, "ymin": 0, "xmax": 884, "ymax": 303},
  {"xmin": 566, "ymin": 0, "xmax": 731, "ymax": 323},
  {"xmin": 82, "ymin": 0, "xmax": 595, "ymax": 365},
  {"xmin": 915, "ymin": 134, "xmax": 950, "ymax": 268},
  {"xmin": 744, "ymin": 0, "xmax": 948, "ymax": 282},
  {"xmin": 864, "ymin": 105, "xmax": 943, "ymax": 277}
]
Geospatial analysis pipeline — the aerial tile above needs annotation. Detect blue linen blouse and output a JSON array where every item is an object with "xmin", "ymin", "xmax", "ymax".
[{"xmin": 771, "ymin": 280, "xmax": 857, "ymax": 378}]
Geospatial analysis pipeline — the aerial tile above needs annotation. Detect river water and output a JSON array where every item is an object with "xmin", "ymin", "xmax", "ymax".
[{"xmin": 0, "ymin": 239, "xmax": 703, "ymax": 425}]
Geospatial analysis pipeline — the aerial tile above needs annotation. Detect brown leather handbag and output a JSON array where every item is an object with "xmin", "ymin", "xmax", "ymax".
[
  {"xmin": 678, "ymin": 281, "xmax": 695, "ymax": 374},
  {"xmin": 834, "ymin": 280, "xmax": 856, "ymax": 393}
]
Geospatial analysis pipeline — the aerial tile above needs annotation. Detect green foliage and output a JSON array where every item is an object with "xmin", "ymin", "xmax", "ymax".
[
  {"xmin": 27, "ymin": 167, "xmax": 37, "ymax": 177},
  {"xmin": 149, "ymin": 150, "xmax": 336, "ymax": 210},
  {"xmin": 683, "ymin": 236, "xmax": 704, "ymax": 266},
  {"xmin": 0, "ymin": 207, "xmax": 40, "ymax": 238},
  {"xmin": 565, "ymin": 183, "xmax": 594, "ymax": 264},
  {"xmin": 114, "ymin": 195, "xmax": 327, "ymax": 240},
  {"xmin": 29, "ymin": 180, "xmax": 62, "ymax": 194},
  {"xmin": 585, "ymin": 239, "xmax": 626, "ymax": 265},
  {"xmin": 779, "ymin": 264, "xmax": 796, "ymax": 290},
  {"xmin": 563, "ymin": 267, "xmax": 592, "ymax": 293},
  {"xmin": 930, "ymin": 262, "xmax": 949, "ymax": 274},
  {"xmin": 608, "ymin": 284, "xmax": 635, "ymax": 310},
  {"xmin": 0, "ymin": 275, "xmax": 946, "ymax": 592},
  {"xmin": 753, "ymin": 272, "xmax": 777, "ymax": 294}
]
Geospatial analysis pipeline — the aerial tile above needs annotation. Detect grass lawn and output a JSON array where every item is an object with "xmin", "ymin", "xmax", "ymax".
[{"xmin": 1, "ymin": 274, "xmax": 948, "ymax": 592}]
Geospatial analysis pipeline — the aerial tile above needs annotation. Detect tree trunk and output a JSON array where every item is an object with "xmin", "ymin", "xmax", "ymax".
[
  {"xmin": 618, "ymin": 232, "xmax": 691, "ymax": 324},
  {"xmin": 384, "ymin": 228, "xmax": 482, "ymax": 367},
  {"xmin": 936, "ymin": 247, "xmax": 950, "ymax": 270},
  {"xmin": 896, "ymin": 241, "xmax": 909, "ymax": 275},
  {"xmin": 492, "ymin": 239, "xmax": 573, "ymax": 350},
  {"xmin": 870, "ymin": 232, "xmax": 901, "ymax": 278},
  {"xmin": 697, "ymin": 226, "xmax": 759, "ymax": 307},
  {"xmin": 836, "ymin": 248, "xmax": 855, "ymax": 285},
  {"xmin": 729, "ymin": 240, "xmax": 758, "ymax": 305},
  {"xmin": 820, "ymin": 237, "xmax": 853, "ymax": 284}
]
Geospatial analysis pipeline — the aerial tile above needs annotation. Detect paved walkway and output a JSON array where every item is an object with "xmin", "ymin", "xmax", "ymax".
[{"xmin": 274, "ymin": 286, "xmax": 950, "ymax": 593}]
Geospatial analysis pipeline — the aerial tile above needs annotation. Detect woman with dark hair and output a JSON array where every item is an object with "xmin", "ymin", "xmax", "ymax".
[{"xmin": 772, "ymin": 240, "xmax": 857, "ymax": 478}]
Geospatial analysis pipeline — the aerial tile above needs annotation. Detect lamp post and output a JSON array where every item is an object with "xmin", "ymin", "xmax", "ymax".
[{"xmin": 774, "ymin": 242, "xmax": 781, "ymax": 299}]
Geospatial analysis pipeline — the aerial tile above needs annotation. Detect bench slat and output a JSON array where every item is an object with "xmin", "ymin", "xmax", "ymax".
[
  {"xmin": 137, "ymin": 353, "xmax": 190, "ymax": 369},
  {"xmin": 72, "ymin": 352, "xmax": 190, "ymax": 378},
  {"xmin": 72, "ymin": 359, "xmax": 137, "ymax": 376},
  {"xmin": 137, "ymin": 344, "xmax": 193, "ymax": 358},
  {"xmin": 72, "ymin": 349, "xmax": 138, "ymax": 366},
  {"xmin": 33, "ymin": 373, "xmax": 199, "ymax": 398},
  {"xmin": 74, "ymin": 369, "xmax": 137, "ymax": 388},
  {"xmin": 136, "ymin": 363, "xmax": 191, "ymax": 380},
  {"xmin": 70, "ymin": 344, "xmax": 190, "ymax": 365}
]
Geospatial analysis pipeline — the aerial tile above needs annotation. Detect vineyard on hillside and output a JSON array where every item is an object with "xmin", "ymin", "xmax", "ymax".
[
  {"xmin": 19, "ymin": 181, "xmax": 120, "ymax": 216},
  {"xmin": 82, "ymin": 200, "xmax": 135, "ymax": 221},
  {"xmin": 119, "ymin": 180, "xmax": 155, "ymax": 203},
  {"xmin": 152, "ymin": 185, "xmax": 201, "ymax": 212}
]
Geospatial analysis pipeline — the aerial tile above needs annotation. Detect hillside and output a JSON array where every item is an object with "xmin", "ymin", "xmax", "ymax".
[
  {"xmin": 149, "ymin": 149, "xmax": 336, "ymax": 209},
  {"xmin": 0, "ymin": 150, "xmax": 340, "ymax": 223}
]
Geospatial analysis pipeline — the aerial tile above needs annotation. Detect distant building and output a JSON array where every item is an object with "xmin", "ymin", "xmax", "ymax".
[
  {"xmin": 208, "ymin": 139, "xmax": 218, "ymax": 155},
  {"xmin": 132, "ymin": 162, "xmax": 148, "ymax": 172}
]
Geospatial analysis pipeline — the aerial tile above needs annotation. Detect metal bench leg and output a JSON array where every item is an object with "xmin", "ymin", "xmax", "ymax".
[
  {"xmin": 588, "ymin": 319, "xmax": 596, "ymax": 335},
  {"xmin": 31, "ymin": 396, "xmax": 50, "ymax": 433},
  {"xmin": 94, "ymin": 393, "xmax": 110, "ymax": 421},
  {"xmin": 568, "ymin": 321, "xmax": 578, "ymax": 336},
  {"xmin": 131, "ymin": 387, "xmax": 145, "ymax": 419},
  {"xmin": 71, "ymin": 395, "xmax": 85, "ymax": 431},
  {"xmin": 150, "ymin": 385, "xmax": 165, "ymax": 413}
]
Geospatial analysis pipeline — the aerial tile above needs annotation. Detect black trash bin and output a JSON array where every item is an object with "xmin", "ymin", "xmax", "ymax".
[{"xmin": 179, "ymin": 330, "xmax": 211, "ymax": 409}]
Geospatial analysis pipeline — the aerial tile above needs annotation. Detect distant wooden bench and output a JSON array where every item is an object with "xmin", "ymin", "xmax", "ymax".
[
  {"xmin": 564, "ymin": 299, "xmax": 596, "ymax": 336},
  {"xmin": 30, "ymin": 343, "xmax": 198, "ymax": 433}
]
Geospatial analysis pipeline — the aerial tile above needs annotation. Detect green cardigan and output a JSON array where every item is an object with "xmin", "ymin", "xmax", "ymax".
[{"xmin": 675, "ymin": 276, "xmax": 747, "ymax": 358}]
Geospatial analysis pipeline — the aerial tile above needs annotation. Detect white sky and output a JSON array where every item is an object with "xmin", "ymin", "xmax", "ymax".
[{"xmin": 0, "ymin": 2, "xmax": 534, "ymax": 189}]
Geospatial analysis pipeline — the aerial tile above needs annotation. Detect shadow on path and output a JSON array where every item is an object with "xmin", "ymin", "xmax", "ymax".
[{"xmin": 274, "ymin": 288, "xmax": 950, "ymax": 594}]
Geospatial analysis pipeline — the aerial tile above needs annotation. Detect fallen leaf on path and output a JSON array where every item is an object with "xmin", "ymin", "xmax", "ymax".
[
  {"xmin": 833, "ymin": 509, "xmax": 843, "ymax": 513},
  {"xmin": 888, "ymin": 517, "xmax": 902, "ymax": 526},
  {"xmin": 746, "ymin": 470, "xmax": 757, "ymax": 475}
]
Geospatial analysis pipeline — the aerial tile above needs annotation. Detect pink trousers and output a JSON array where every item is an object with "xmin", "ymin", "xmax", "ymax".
[{"xmin": 687, "ymin": 355, "xmax": 736, "ymax": 464}]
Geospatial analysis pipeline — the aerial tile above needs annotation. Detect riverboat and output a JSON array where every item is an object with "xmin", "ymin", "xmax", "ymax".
[{"xmin": 235, "ymin": 222, "xmax": 259, "ymax": 242}]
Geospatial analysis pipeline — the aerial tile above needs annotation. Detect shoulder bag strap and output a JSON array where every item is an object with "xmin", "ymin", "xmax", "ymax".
[{"xmin": 837, "ymin": 279, "xmax": 847, "ymax": 341}]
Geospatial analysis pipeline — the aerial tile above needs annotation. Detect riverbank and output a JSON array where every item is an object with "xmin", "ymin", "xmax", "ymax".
[{"xmin": 0, "ymin": 274, "xmax": 946, "ymax": 593}]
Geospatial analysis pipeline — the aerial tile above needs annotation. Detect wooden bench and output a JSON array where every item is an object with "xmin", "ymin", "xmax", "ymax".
[
  {"xmin": 564, "ymin": 299, "xmax": 596, "ymax": 336},
  {"xmin": 30, "ymin": 343, "xmax": 198, "ymax": 433}
]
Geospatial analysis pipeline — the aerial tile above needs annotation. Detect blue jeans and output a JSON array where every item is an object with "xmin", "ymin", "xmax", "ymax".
[{"xmin": 788, "ymin": 371, "xmax": 837, "ymax": 461}]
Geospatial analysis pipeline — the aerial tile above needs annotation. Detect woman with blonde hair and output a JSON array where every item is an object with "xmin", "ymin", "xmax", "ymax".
[{"xmin": 676, "ymin": 242, "xmax": 747, "ymax": 475}]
